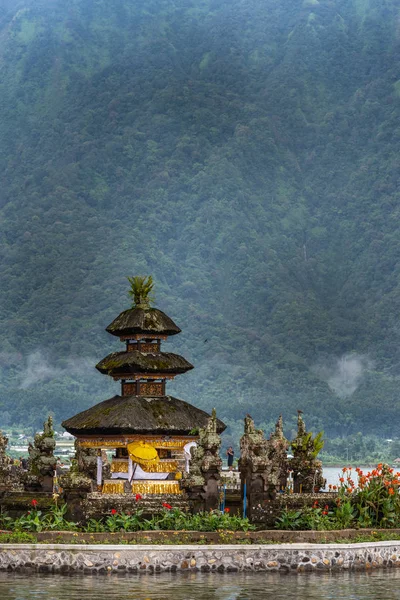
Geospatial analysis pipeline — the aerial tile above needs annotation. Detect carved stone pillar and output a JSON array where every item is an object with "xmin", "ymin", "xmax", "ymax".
[
  {"xmin": 181, "ymin": 408, "xmax": 222, "ymax": 512},
  {"xmin": 26, "ymin": 416, "xmax": 56, "ymax": 491}
]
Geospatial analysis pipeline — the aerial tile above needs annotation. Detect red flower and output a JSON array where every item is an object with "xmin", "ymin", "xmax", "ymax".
[
  {"xmin": 111, "ymin": 509, "xmax": 117, "ymax": 515},
  {"xmin": 224, "ymin": 507, "xmax": 230, "ymax": 513},
  {"xmin": 31, "ymin": 499, "xmax": 38, "ymax": 507},
  {"xmin": 162, "ymin": 502, "xmax": 172, "ymax": 510},
  {"xmin": 388, "ymin": 487, "xmax": 395, "ymax": 495},
  {"xmin": 135, "ymin": 493, "xmax": 142, "ymax": 501}
]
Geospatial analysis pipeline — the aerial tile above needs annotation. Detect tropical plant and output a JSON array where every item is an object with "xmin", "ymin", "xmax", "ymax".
[
  {"xmin": 104, "ymin": 508, "xmax": 145, "ymax": 532},
  {"xmin": 275, "ymin": 509, "xmax": 303, "ymax": 530},
  {"xmin": 127, "ymin": 276, "xmax": 154, "ymax": 308},
  {"xmin": 338, "ymin": 465, "xmax": 400, "ymax": 528}
]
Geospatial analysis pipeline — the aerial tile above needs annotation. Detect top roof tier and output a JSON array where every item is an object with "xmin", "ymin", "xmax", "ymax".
[{"xmin": 106, "ymin": 307, "xmax": 181, "ymax": 338}]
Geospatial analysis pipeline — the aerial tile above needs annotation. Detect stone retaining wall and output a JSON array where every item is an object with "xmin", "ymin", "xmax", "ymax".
[{"xmin": 1, "ymin": 542, "xmax": 400, "ymax": 573}]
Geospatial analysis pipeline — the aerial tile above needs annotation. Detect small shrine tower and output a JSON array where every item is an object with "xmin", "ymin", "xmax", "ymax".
[{"xmin": 97, "ymin": 275, "xmax": 193, "ymax": 398}]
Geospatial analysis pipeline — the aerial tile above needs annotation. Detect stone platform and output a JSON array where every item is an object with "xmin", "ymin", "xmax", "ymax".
[{"xmin": 1, "ymin": 541, "xmax": 400, "ymax": 573}]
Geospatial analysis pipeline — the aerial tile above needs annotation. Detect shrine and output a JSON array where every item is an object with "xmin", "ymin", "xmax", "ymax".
[{"xmin": 62, "ymin": 276, "xmax": 225, "ymax": 497}]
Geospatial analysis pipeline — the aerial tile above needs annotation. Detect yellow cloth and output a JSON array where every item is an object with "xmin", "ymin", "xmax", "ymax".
[
  {"xmin": 102, "ymin": 481, "xmax": 125, "ymax": 494},
  {"xmin": 131, "ymin": 481, "xmax": 182, "ymax": 495},
  {"xmin": 110, "ymin": 460, "xmax": 129, "ymax": 473},
  {"xmin": 142, "ymin": 461, "xmax": 177, "ymax": 473}
]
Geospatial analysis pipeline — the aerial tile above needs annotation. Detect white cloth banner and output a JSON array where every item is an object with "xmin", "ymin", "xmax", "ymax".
[
  {"xmin": 96, "ymin": 456, "xmax": 102, "ymax": 487},
  {"xmin": 184, "ymin": 441, "xmax": 197, "ymax": 473},
  {"xmin": 111, "ymin": 463, "xmax": 170, "ymax": 480},
  {"xmin": 132, "ymin": 464, "xmax": 169, "ymax": 480}
]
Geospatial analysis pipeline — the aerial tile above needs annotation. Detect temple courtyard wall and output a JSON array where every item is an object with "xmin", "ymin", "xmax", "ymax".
[{"xmin": 1, "ymin": 541, "xmax": 400, "ymax": 573}]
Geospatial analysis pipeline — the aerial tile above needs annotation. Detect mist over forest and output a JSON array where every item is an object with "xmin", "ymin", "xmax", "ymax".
[{"xmin": 0, "ymin": 0, "xmax": 400, "ymax": 450}]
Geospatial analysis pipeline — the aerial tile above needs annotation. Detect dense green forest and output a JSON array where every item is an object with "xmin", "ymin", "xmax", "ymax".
[{"xmin": 0, "ymin": 0, "xmax": 400, "ymax": 448}]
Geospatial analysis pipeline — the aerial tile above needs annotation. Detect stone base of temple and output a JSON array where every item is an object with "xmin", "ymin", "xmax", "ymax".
[
  {"xmin": 83, "ymin": 492, "xmax": 190, "ymax": 520},
  {"xmin": 101, "ymin": 480, "xmax": 182, "ymax": 495}
]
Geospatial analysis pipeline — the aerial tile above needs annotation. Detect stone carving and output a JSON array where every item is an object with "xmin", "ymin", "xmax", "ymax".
[
  {"xmin": 75, "ymin": 441, "xmax": 98, "ymax": 479},
  {"xmin": 27, "ymin": 416, "xmax": 56, "ymax": 491},
  {"xmin": 239, "ymin": 414, "xmax": 290, "ymax": 518},
  {"xmin": 181, "ymin": 408, "xmax": 222, "ymax": 511},
  {"xmin": 0, "ymin": 431, "xmax": 23, "ymax": 490},
  {"xmin": 60, "ymin": 442, "xmax": 110, "ymax": 496},
  {"xmin": 267, "ymin": 415, "xmax": 290, "ymax": 492},
  {"xmin": 290, "ymin": 412, "xmax": 325, "ymax": 493},
  {"xmin": 59, "ymin": 441, "xmax": 96, "ymax": 493}
]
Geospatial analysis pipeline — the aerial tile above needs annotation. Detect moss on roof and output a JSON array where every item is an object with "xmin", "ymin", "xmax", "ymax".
[
  {"xmin": 106, "ymin": 307, "xmax": 181, "ymax": 337},
  {"xmin": 62, "ymin": 395, "xmax": 226, "ymax": 436},
  {"xmin": 96, "ymin": 351, "xmax": 193, "ymax": 376}
]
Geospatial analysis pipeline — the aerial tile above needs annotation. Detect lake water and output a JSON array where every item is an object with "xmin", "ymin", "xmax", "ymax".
[
  {"xmin": 1, "ymin": 571, "xmax": 400, "ymax": 599},
  {"xmin": 323, "ymin": 466, "xmax": 373, "ymax": 488}
]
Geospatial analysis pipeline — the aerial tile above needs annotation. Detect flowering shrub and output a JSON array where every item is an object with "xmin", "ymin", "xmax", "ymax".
[
  {"xmin": 0, "ymin": 502, "xmax": 253, "ymax": 534},
  {"xmin": 276, "ymin": 464, "xmax": 400, "ymax": 531},
  {"xmin": 102, "ymin": 508, "xmax": 145, "ymax": 532},
  {"xmin": 338, "ymin": 464, "xmax": 400, "ymax": 528}
]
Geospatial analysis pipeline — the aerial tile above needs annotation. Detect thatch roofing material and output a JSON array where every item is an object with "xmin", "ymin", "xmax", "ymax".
[
  {"xmin": 106, "ymin": 307, "xmax": 181, "ymax": 337},
  {"xmin": 62, "ymin": 395, "xmax": 226, "ymax": 436},
  {"xmin": 96, "ymin": 351, "xmax": 193, "ymax": 375}
]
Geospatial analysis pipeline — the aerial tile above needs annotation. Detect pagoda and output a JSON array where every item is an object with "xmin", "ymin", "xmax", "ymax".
[{"xmin": 62, "ymin": 276, "xmax": 225, "ymax": 496}]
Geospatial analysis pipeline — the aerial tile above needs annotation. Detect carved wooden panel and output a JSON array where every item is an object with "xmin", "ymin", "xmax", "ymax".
[
  {"xmin": 127, "ymin": 343, "xmax": 138, "ymax": 352},
  {"xmin": 122, "ymin": 382, "xmax": 137, "ymax": 396},
  {"xmin": 139, "ymin": 382, "xmax": 163, "ymax": 396},
  {"xmin": 139, "ymin": 342, "xmax": 159, "ymax": 353}
]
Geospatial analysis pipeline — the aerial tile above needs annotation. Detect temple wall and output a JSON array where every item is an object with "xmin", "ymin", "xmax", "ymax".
[{"xmin": 1, "ymin": 542, "xmax": 400, "ymax": 573}]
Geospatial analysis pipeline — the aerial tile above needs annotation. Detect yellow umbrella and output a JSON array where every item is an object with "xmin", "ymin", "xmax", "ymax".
[{"xmin": 127, "ymin": 441, "xmax": 159, "ymax": 468}]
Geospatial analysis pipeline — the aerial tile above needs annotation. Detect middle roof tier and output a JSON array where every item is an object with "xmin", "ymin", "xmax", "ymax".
[{"xmin": 96, "ymin": 350, "xmax": 194, "ymax": 378}]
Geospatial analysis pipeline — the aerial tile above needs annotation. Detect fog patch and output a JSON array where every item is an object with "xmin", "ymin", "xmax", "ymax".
[
  {"xmin": 19, "ymin": 351, "xmax": 94, "ymax": 389},
  {"xmin": 312, "ymin": 353, "xmax": 373, "ymax": 398}
]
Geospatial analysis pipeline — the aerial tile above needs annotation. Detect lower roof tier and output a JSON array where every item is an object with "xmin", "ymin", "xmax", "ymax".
[
  {"xmin": 62, "ymin": 395, "xmax": 226, "ymax": 436},
  {"xmin": 96, "ymin": 351, "xmax": 193, "ymax": 377}
]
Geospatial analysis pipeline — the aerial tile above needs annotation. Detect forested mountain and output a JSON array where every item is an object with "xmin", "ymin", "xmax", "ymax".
[{"xmin": 0, "ymin": 0, "xmax": 400, "ymax": 441}]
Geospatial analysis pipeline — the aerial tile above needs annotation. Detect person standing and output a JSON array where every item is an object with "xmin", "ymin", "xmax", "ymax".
[{"xmin": 226, "ymin": 446, "xmax": 234, "ymax": 471}]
